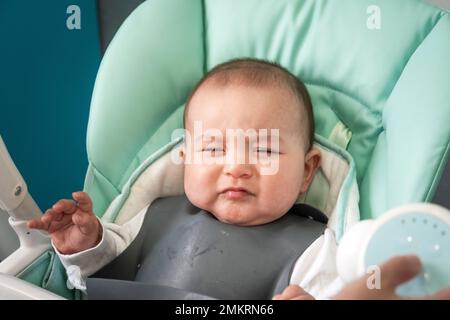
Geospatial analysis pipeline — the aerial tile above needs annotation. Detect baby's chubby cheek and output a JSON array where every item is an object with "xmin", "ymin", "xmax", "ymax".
[
  {"xmin": 257, "ymin": 170, "xmax": 304, "ymax": 217},
  {"xmin": 183, "ymin": 166, "xmax": 215, "ymax": 211},
  {"xmin": 258, "ymin": 187, "xmax": 297, "ymax": 218}
]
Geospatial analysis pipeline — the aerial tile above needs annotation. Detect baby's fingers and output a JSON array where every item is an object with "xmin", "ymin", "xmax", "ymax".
[
  {"xmin": 27, "ymin": 218, "xmax": 48, "ymax": 231},
  {"xmin": 282, "ymin": 285, "xmax": 307, "ymax": 299},
  {"xmin": 273, "ymin": 285, "xmax": 309, "ymax": 300},
  {"xmin": 52, "ymin": 199, "xmax": 78, "ymax": 214},
  {"xmin": 27, "ymin": 209, "xmax": 61, "ymax": 231},
  {"xmin": 73, "ymin": 213, "xmax": 99, "ymax": 236},
  {"xmin": 72, "ymin": 191, "xmax": 93, "ymax": 214},
  {"xmin": 290, "ymin": 294, "xmax": 315, "ymax": 300}
]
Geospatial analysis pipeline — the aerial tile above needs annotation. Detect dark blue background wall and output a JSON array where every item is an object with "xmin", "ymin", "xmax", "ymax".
[{"xmin": 0, "ymin": 1, "xmax": 101, "ymax": 210}]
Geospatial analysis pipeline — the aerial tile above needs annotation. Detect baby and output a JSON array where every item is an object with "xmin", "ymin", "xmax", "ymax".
[
  {"xmin": 28, "ymin": 58, "xmax": 444, "ymax": 300},
  {"xmin": 28, "ymin": 58, "xmax": 321, "ymax": 299},
  {"xmin": 180, "ymin": 59, "xmax": 320, "ymax": 227}
]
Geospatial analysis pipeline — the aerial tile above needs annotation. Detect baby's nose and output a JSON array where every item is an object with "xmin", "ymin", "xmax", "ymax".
[{"xmin": 223, "ymin": 161, "xmax": 253, "ymax": 179}]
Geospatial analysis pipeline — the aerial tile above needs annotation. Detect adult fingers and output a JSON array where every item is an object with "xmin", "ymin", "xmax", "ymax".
[
  {"xmin": 428, "ymin": 286, "xmax": 450, "ymax": 300},
  {"xmin": 379, "ymin": 255, "xmax": 422, "ymax": 290}
]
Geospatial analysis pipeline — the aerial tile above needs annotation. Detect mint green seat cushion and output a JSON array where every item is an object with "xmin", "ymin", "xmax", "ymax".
[{"xmin": 84, "ymin": 0, "xmax": 450, "ymax": 220}]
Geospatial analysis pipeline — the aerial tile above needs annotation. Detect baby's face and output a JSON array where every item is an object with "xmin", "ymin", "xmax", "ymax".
[{"xmin": 181, "ymin": 84, "xmax": 320, "ymax": 226}]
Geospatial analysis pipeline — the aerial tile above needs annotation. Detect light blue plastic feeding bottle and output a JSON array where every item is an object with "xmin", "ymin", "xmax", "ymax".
[{"xmin": 337, "ymin": 203, "xmax": 450, "ymax": 297}]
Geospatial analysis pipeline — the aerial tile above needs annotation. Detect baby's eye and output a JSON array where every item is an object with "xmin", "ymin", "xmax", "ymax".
[
  {"xmin": 202, "ymin": 147, "xmax": 224, "ymax": 156},
  {"xmin": 255, "ymin": 148, "xmax": 277, "ymax": 155},
  {"xmin": 202, "ymin": 147, "xmax": 223, "ymax": 152}
]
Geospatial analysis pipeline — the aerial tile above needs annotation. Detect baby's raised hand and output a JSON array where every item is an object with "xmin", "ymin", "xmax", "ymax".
[{"xmin": 27, "ymin": 191, "xmax": 101, "ymax": 254}]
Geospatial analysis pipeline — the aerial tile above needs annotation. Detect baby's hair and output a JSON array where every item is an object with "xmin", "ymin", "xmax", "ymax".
[{"xmin": 183, "ymin": 58, "xmax": 315, "ymax": 150}]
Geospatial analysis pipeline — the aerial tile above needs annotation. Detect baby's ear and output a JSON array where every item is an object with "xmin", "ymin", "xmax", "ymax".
[
  {"xmin": 300, "ymin": 148, "xmax": 322, "ymax": 193},
  {"xmin": 179, "ymin": 144, "xmax": 186, "ymax": 162}
]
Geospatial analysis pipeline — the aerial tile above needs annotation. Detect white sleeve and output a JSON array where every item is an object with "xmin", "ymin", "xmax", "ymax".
[
  {"xmin": 53, "ymin": 207, "xmax": 148, "ymax": 292},
  {"xmin": 289, "ymin": 228, "xmax": 344, "ymax": 299}
]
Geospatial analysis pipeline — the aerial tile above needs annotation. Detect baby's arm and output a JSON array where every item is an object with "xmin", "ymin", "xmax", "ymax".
[
  {"xmin": 272, "ymin": 285, "xmax": 315, "ymax": 300},
  {"xmin": 55, "ymin": 217, "xmax": 136, "ymax": 289}
]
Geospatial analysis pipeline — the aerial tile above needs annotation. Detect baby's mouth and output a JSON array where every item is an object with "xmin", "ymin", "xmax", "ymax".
[{"xmin": 221, "ymin": 187, "xmax": 255, "ymax": 200}]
